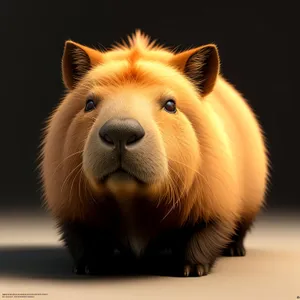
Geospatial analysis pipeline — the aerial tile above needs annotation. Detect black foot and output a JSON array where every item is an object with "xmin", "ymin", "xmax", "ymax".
[
  {"xmin": 72, "ymin": 264, "xmax": 86, "ymax": 275},
  {"xmin": 72, "ymin": 259, "xmax": 113, "ymax": 276},
  {"xmin": 183, "ymin": 263, "xmax": 211, "ymax": 277},
  {"xmin": 222, "ymin": 242, "xmax": 246, "ymax": 257}
]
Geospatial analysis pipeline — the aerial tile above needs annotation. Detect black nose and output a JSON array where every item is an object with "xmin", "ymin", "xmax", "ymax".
[{"xmin": 99, "ymin": 118, "xmax": 145, "ymax": 148}]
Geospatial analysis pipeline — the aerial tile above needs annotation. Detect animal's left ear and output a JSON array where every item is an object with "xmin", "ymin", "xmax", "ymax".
[{"xmin": 171, "ymin": 44, "xmax": 220, "ymax": 97}]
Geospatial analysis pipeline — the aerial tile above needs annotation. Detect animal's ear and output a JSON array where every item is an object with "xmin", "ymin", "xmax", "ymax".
[
  {"xmin": 171, "ymin": 44, "xmax": 220, "ymax": 97},
  {"xmin": 62, "ymin": 41, "xmax": 102, "ymax": 90}
]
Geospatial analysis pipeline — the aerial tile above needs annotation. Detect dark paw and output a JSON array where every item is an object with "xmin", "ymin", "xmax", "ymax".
[
  {"xmin": 183, "ymin": 263, "xmax": 211, "ymax": 277},
  {"xmin": 72, "ymin": 264, "xmax": 87, "ymax": 275},
  {"xmin": 222, "ymin": 243, "xmax": 246, "ymax": 257}
]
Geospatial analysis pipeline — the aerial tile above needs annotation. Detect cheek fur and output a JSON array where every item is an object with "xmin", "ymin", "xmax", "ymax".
[{"xmin": 158, "ymin": 112, "xmax": 201, "ymax": 194}]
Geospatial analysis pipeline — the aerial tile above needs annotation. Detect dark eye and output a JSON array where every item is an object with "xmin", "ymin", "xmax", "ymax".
[
  {"xmin": 163, "ymin": 99, "xmax": 177, "ymax": 113},
  {"xmin": 85, "ymin": 99, "xmax": 96, "ymax": 112}
]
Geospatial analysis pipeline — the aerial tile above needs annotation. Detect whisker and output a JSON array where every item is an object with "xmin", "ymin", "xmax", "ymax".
[
  {"xmin": 51, "ymin": 150, "xmax": 84, "ymax": 178},
  {"xmin": 78, "ymin": 169, "xmax": 84, "ymax": 207},
  {"xmin": 61, "ymin": 162, "xmax": 83, "ymax": 193},
  {"xmin": 160, "ymin": 170, "xmax": 187, "ymax": 222},
  {"xmin": 68, "ymin": 164, "xmax": 83, "ymax": 205},
  {"xmin": 84, "ymin": 176, "xmax": 97, "ymax": 205}
]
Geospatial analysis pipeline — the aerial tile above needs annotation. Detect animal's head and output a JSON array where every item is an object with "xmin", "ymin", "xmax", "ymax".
[{"xmin": 41, "ymin": 30, "xmax": 220, "ymax": 220}]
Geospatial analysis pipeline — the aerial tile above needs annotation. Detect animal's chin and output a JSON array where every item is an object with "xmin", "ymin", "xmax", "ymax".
[{"xmin": 98, "ymin": 168, "xmax": 146, "ymax": 185}]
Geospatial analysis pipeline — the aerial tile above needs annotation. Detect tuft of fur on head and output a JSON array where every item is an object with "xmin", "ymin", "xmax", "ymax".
[{"xmin": 112, "ymin": 29, "xmax": 166, "ymax": 51}]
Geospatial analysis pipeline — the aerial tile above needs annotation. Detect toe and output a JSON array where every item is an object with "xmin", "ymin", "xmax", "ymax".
[
  {"xmin": 222, "ymin": 243, "xmax": 246, "ymax": 257},
  {"xmin": 183, "ymin": 263, "xmax": 211, "ymax": 277},
  {"xmin": 72, "ymin": 265, "xmax": 85, "ymax": 275},
  {"xmin": 84, "ymin": 265, "xmax": 91, "ymax": 275},
  {"xmin": 237, "ymin": 245, "xmax": 246, "ymax": 256},
  {"xmin": 196, "ymin": 264, "xmax": 204, "ymax": 276},
  {"xmin": 196, "ymin": 264, "xmax": 210, "ymax": 277},
  {"xmin": 184, "ymin": 265, "xmax": 192, "ymax": 277}
]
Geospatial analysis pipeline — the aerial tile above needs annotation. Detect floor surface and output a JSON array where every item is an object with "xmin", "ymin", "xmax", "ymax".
[{"xmin": 0, "ymin": 209, "xmax": 299, "ymax": 300}]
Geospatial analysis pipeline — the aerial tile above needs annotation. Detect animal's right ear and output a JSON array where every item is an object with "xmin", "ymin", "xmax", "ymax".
[
  {"xmin": 171, "ymin": 44, "xmax": 220, "ymax": 97},
  {"xmin": 62, "ymin": 41, "xmax": 102, "ymax": 90}
]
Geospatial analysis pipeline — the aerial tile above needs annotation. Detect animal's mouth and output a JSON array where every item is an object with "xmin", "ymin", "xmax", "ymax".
[{"xmin": 99, "ymin": 167, "xmax": 146, "ymax": 184}]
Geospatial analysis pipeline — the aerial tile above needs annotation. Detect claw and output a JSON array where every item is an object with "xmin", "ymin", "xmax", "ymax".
[
  {"xmin": 72, "ymin": 265, "xmax": 85, "ymax": 275},
  {"xmin": 84, "ymin": 265, "xmax": 91, "ymax": 275},
  {"xmin": 223, "ymin": 243, "xmax": 246, "ymax": 257},
  {"xmin": 196, "ymin": 265, "xmax": 204, "ymax": 276},
  {"xmin": 183, "ymin": 263, "xmax": 211, "ymax": 277},
  {"xmin": 184, "ymin": 265, "xmax": 192, "ymax": 277}
]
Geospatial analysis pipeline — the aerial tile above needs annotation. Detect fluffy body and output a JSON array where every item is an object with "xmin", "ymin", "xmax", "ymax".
[{"xmin": 39, "ymin": 31, "xmax": 269, "ymax": 277}]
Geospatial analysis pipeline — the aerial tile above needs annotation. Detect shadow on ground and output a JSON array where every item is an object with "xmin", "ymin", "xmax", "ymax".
[
  {"xmin": 0, "ymin": 246, "xmax": 185, "ymax": 281},
  {"xmin": 0, "ymin": 246, "xmax": 84, "ymax": 280},
  {"xmin": 0, "ymin": 246, "xmax": 283, "ymax": 281}
]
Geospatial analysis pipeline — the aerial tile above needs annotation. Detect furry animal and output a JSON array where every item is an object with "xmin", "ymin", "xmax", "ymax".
[{"xmin": 39, "ymin": 30, "xmax": 269, "ymax": 277}]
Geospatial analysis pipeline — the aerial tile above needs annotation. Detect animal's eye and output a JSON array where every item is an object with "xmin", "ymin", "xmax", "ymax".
[
  {"xmin": 85, "ymin": 99, "xmax": 96, "ymax": 112},
  {"xmin": 163, "ymin": 100, "xmax": 177, "ymax": 113}
]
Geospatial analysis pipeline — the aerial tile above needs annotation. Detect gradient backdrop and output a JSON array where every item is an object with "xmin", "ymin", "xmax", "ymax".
[{"xmin": 0, "ymin": 2, "xmax": 298, "ymax": 212}]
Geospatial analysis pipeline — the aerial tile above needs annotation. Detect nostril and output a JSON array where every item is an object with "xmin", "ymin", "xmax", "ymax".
[
  {"xmin": 101, "ymin": 133, "xmax": 114, "ymax": 145},
  {"xmin": 126, "ymin": 126, "xmax": 145, "ymax": 146},
  {"xmin": 127, "ymin": 135, "xmax": 138, "ymax": 145}
]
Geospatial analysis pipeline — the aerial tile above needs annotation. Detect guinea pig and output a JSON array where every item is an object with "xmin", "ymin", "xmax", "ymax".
[{"xmin": 39, "ymin": 30, "xmax": 270, "ymax": 277}]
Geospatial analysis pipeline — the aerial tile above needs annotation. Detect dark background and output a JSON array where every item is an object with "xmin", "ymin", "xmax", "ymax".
[{"xmin": 0, "ymin": 2, "xmax": 298, "ymax": 211}]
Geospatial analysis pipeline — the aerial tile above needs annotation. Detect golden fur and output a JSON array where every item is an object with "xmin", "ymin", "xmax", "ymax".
[{"xmin": 39, "ymin": 30, "xmax": 269, "ymax": 256}]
